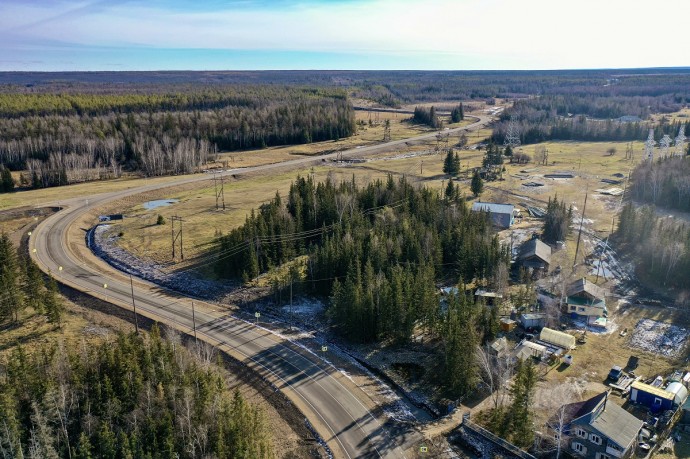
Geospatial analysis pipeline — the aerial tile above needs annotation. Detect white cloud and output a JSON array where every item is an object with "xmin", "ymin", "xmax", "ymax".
[{"xmin": 1, "ymin": 0, "xmax": 689, "ymax": 69}]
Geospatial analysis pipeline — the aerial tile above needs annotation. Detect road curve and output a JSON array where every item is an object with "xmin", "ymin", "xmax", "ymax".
[{"xmin": 30, "ymin": 115, "xmax": 491, "ymax": 458}]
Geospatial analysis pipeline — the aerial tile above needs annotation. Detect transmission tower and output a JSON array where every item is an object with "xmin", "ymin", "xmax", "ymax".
[
  {"xmin": 644, "ymin": 129, "xmax": 656, "ymax": 161},
  {"xmin": 213, "ymin": 172, "xmax": 226, "ymax": 210},
  {"xmin": 171, "ymin": 216, "xmax": 184, "ymax": 260},
  {"xmin": 660, "ymin": 134, "xmax": 672, "ymax": 158},
  {"xmin": 675, "ymin": 126, "xmax": 686, "ymax": 157},
  {"xmin": 504, "ymin": 116, "xmax": 521, "ymax": 149},
  {"xmin": 625, "ymin": 142, "xmax": 634, "ymax": 161}
]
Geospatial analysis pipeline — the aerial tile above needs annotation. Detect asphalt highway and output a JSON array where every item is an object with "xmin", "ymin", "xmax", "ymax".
[{"xmin": 30, "ymin": 114, "xmax": 490, "ymax": 458}]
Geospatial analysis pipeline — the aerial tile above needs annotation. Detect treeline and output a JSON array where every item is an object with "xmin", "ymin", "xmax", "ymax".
[
  {"xmin": 630, "ymin": 156, "xmax": 690, "ymax": 211},
  {"xmin": 349, "ymin": 69, "xmax": 690, "ymax": 106},
  {"xmin": 615, "ymin": 204, "xmax": 690, "ymax": 288},
  {"xmin": 492, "ymin": 94, "xmax": 689, "ymax": 144},
  {"xmin": 0, "ymin": 87, "xmax": 355, "ymax": 188},
  {"xmin": 0, "ymin": 327, "xmax": 273, "ymax": 458},
  {"xmin": 215, "ymin": 176, "xmax": 508, "ymax": 345},
  {"xmin": 0, "ymin": 233, "xmax": 63, "ymax": 324}
]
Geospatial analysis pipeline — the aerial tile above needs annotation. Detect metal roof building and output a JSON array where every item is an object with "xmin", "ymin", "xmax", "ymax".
[
  {"xmin": 519, "ymin": 238, "xmax": 552, "ymax": 271},
  {"xmin": 471, "ymin": 202, "xmax": 515, "ymax": 228}
]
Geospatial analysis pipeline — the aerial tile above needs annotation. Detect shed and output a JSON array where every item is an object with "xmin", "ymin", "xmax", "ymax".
[
  {"xmin": 520, "ymin": 312, "xmax": 546, "ymax": 329},
  {"xmin": 500, "ymin": 318, "xmax": 517, "ymax": 332},
  {"xmin": 514, "ymin": 340, "xmax": 547, "ymax": 361},
  {"xmin": 518, "ymin": 238, "xmax": 552, "ymax": 271},
  {"xmin": 630, "ymin": 381, "xmax": 675, "ymax": 412},
  {"xmin": 471, "ymin": 202, "xmax": 515, "ymax": 229},
  {"xmin": 490, "ymin": 337, "xmax": 508, "ymax": 357},
  {"xmin": 539, "ymin": 327, "xmax": 576, "ymax": 350},
  {"xmin": 475, "ymin": 289, "xmax": 503, "ymax": 306}
]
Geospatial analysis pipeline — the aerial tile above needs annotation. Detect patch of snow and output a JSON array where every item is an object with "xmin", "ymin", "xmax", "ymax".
[
  {"xmin": 629, "ymin": 319, "xmax": 690, "ymax": 357},
  {"xmin": 570, "ymin": 318, "xmax": 618, "ymax": 335},
  {"xmin": 88, "ymin": 225, "xmax": 234, "ymax": 301},
  {"xmin": 280, "ymin": 298, "xmax": 325, "ymax": 317}
]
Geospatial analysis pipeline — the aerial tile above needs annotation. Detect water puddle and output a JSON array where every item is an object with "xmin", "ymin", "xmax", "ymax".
[{"xmin": 142, "ymin": 199, "xmax": 179, "ymax": 210}]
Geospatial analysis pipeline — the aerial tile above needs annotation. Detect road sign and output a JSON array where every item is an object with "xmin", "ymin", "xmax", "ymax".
[
  {"xmin": 255, "ymin": 312, "xmax": 260, "ymax": 318},
  {"xmin": 420, "ymin": 446, "xmax": 428, "ymax": 453},
  {"xmin": 321, "ymin": 346, "xmax": 328, "ymax": 352}
]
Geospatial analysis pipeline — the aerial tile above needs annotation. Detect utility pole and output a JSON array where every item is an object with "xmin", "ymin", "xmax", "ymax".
[
  {"xmin": 213, "ymin": 173, "xmax": 226, "ymax": 210},
  {"xmin": 191, "ymin": 301, "xmax": 197, "ymax": 343},
  {"xmin": 171, "ymin": 216, "xmax": 184, "ymax": 260},
  {"xmin": 573, "ymin": 188, "xmax": 588, "ymax": 268},
  {"xmin": 129, "ymin": 274, "xmax": 139, "ymax": 334}
]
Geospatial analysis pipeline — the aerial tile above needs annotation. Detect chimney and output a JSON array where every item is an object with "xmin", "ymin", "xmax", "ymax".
[{"xmin": 603, "ymin": 390, "xmax": 609, "ymax": 410}]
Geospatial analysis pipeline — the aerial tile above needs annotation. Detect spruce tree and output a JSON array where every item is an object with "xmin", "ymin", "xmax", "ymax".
[
  {"xmin": 471, "ymin": 170, "xmax": 484, "ymax": 197},
  {"xmin": 44, "ymin": 276, "xmax": 64, "ymax": 325},
  {"xmin": 543, "ymin": 195, "xmax": 572, "ymax": 243},
  {"xmin": 443, "ymin": 150, "xmax": 459, "ymax": 176},
  {"xmin": 0, "ymin": 233, "xmax": 24, "ymax": 322},
  {"xmin": 509, "ymin": 359, "xmax": 537, "ymax": 447},
  {"xmin": 0, "ymin": 165, "xmax": 14, "ymax": 192}
]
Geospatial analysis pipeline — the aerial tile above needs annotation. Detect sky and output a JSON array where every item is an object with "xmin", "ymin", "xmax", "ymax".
[{"xmin": 1, "ymin": 0, "xmax": 689, "ymax": 71}]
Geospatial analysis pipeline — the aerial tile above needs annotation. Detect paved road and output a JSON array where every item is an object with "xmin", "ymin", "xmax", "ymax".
[{"xmin": 30, "ymin": 114, "xmax": 491, "ymax": 458}]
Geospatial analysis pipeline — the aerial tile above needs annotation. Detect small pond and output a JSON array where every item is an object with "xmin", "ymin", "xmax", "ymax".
[{"xmin": 142, "ymin": 199, "xmax": 179, "ymax": 210}]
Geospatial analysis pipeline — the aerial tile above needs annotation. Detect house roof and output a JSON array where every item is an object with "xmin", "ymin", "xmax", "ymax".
[
  {"xmin": 471, "ymin": 202, "xmax": 514, "ymax": 215},
  {"xmin": 631, "ymin": 381, "xmax": 675, "ymax": 401},
  {"xmin": 567, "ymin": 278, "xmax": 607, "ymax": 301},
  {"xmin": 519, "ymin": 238, "xmax": 552, "ymax": 265},
  {"xmin": 558, "ymin": 392, "xmax": 643, "ymax": 449},
  {"xmin": 588, "ymin": 397, "xmax": 644, "ymax": 448},
  {"xmin": 475, "ymin": 289, "xmax": 503, "ymax": 298},
  {"xmin": 491, "ymin": 337, "xmax": 508, "ymax": 353},
  {"xmin": 521, "ymin": 313, "xmax": 546, "ymax": 321}
]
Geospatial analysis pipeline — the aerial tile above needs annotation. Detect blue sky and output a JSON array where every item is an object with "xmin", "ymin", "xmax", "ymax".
[{"xmin": 1, "ymin": 0, "xmax": 688, "ymax": 71}]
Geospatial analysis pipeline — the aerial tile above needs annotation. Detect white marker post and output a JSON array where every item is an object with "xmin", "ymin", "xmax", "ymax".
[{"xmin": 103, "ymin": 283, "xmax": 108, "ymax": 302}]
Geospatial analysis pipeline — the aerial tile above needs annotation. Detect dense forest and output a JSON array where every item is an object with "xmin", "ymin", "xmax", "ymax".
[
  {"xmin": 0, "ymin": 328, "xmax": 273, "ymax": 459},
  {"xmin": 615, "ymin": 203, "xmax": 690, "ymax": 289},
  {"xmin": 0, "ymin": 87, "xmax": 355, "ymax": 188},
  {"xmin": 630, "ymin": 156, "xmax": 690, "ymax": 212},
  {"xmin": 492, "ymin": 94, "xmax": 690, "ymax": 145},
  {"xmin": 213, "ymin": 175, "xmax": 508, "ymax": 394}
]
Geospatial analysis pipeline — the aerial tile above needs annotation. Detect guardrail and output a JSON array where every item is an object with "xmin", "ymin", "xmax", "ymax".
[{"xmin": 462, "ymin": 413, "xmax": 537, "ymax": 459}]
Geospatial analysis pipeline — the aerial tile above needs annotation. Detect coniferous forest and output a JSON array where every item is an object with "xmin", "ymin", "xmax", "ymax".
[
  {"xmin": 0, "ymin": 86, "xmax": 355, "ymax": 188},
  {"xmin": 0, "ymin": 235, "xmax": 272, "ymax": 458},
  {"xmin": 0, "ymin": 328, "xmax": 273, "ymax": 459},
  {"xmin": 214, "ymin": 175, "xmax": 508, "ymax": 393}
]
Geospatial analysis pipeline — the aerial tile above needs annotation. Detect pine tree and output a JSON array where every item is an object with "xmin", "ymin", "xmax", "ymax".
[
  {"xmin": 0, "ymin": 165, "xmax": 14, "ymax": 192},
  {"xmin": 0, "ymin": 233, "xmax": 24, "ymax": 322},
  {"xmin": 443, "ymin": 150, "xmax": 459, "ymax": 176},
  {"xmin": 445, "ymin": 180, "xmax": 456, "ymax": 201},
  {"xmin": 543, "ymin": 195, "xmax": 571, "ymax": 243},
  {"xmin": 509, "ymin": 359, "xmax": 537, "ymax": 447},
  {"xmin": 451, "ymin": 103, "xmax": 465, "ymax": 123},
  {"xmin": 24, "ymin": 257, "xmax": 45, "ymax": 313},
  {"xmin": 471, "ymin": 170, "xmax": 484, "ymax": 197},
  {"xmin": 44, "ymin": 276, "xmax": 64, "ymax": 325}
]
